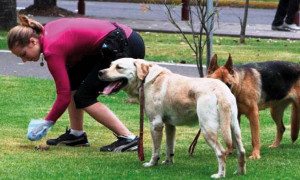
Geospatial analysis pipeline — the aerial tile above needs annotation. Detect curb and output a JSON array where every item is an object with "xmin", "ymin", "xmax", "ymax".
[
  {"xmin": 85, "ymin": 0, "xmax": 279, "ymax": 9},
  {"xmin": 157, "ymin": 62, "xmax": 202, "ymax": 77},
  {"xmin": 216, "ymin": 1, "xmax": 278, "ymax": 9}
]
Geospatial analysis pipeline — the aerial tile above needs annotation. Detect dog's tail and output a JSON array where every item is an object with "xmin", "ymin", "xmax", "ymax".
[
  {"xmin": 218, "ymin": 97, "xmax": 233, "ymax": 149},
  {"xmin": 291, "ymin": 103, "xmax": 300, "ymax": 142},
  {"xmin": 220, "ymin": 95, "xmax": 246, "ymax": 174}
]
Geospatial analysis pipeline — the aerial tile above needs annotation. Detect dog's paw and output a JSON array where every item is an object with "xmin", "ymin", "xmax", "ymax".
[
  {"xmin": 268, "ymin": 142, "xmax": 279, "ymax": 149},
  {"xmin": 143, "ymin": 162, "xmax": 155, "ymax": 167},
  {"xmin": 234, "ymin": 167, "xmax": 246, "ymax": 175},
  {"xmin": 211, "ymin": 173, "xmax": 225, "ymax": 179},
  {"xmin": 161, "ymin": 159, "xmax": 174, "ymax": 165},
  {"xmin": 249, "ymin": 154, "xmax": 261, "ymax": 160}
]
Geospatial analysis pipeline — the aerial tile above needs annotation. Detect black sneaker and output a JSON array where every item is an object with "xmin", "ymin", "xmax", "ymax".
[
  {"xmin": 100, "ymin": 135, "xmax": 138, "ymax": 152},
  {"xmin": 46, "ymin": 128, "xmax": 90, "ymax": 147}
]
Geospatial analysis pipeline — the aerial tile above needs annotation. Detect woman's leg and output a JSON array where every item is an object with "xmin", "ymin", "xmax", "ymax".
[
  {"xmin": 68, "ymin": 90, "xmax": 132, "ymax": 136},
  {"xmin": 72, "ymin": 56, "xmax": 139, "ymax": 151},
  {"xmin": 46, "ymin": 57, "xmax": 97, "ymax": 146},
  {"xmin": 72, "ymin": 58, "xmax": 134, "ymax": 136},
  {"xmin": 83, "ymin": 102, "xmax": 132, "ymax": 136},
  {"xmin": 68, "ymin": 91, "xmax": 84, "ymax": 131},
  {"xmin": 46, "ymin": 91, "xmax": 89, "ymax": 146}
]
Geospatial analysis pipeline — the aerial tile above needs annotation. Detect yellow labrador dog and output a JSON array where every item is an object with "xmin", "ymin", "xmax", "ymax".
[{"xmin": 98, "ymin": 58, "xmax": 246, "ymax": 178}]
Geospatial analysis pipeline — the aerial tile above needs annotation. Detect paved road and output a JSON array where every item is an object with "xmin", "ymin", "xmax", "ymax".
[
  {"xmin": 18, "ymin": 0, "xmax": 276, "ymax": 25},
  {"xmin": 0, "ymin": 50, "xmax": 52, "ymax": 79}
]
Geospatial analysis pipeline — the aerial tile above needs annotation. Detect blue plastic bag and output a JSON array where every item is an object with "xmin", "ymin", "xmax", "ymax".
[{"xmin": 27, "ymin": 119, "xmax": 54, "ymax": 141}]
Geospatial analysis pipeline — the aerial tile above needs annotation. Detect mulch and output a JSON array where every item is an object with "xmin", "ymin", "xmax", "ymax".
[{"xmin": 19, "ymin": 5, "xmax": 82, "ymax": 17}]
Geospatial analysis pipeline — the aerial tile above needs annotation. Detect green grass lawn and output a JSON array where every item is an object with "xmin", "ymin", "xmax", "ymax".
[
  {"xmin": 1, "ymin": 76, "xmax": 300, "ymax": 179},
  {"xmin": 141, "ymin": 32, "xmax": 300, "ymax": 65}
]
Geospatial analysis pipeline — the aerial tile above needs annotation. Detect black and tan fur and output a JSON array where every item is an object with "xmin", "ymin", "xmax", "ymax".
[{"xmin": 207, "ymin": 54, "xmax": 300, "ymax": 159}]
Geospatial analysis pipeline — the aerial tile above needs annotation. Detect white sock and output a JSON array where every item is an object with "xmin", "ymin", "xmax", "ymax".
[
  {"xmin": 70, "ymin": 129, "xmax": 85, "ymax": 137},
  {"xmin": 125, "ymin": 134, "xmax": 136, "ymax": 140}
]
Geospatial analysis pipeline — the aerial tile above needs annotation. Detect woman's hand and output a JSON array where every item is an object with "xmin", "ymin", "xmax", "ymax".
[{"xmin": 27, "ymin": 119, "xmax": 54, "ymax": 141}]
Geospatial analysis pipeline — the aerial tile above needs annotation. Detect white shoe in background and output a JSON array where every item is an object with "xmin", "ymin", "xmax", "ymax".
[
  {"xmin": 272, "ymin": 24, "xmax": 289, "ymax": 31},
  {"xmin": 272, "ymin": 22, "xmax": 300, "ymax": 31},
  {"xmin": 283, "ymin": 22, "xmax": 300, "ymax": 31}
]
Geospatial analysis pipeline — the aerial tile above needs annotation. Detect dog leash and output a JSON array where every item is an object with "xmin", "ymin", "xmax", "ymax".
[
  {"xmin": 188, "ymin": 129, "xmax": 201, "ymax": 156},
  {"xmin": 138, "ymin": 80, "xmax": 145, "ymax": 162}
]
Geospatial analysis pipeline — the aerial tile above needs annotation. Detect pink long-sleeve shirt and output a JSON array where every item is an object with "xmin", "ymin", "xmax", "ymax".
[{"xmin": 40, "ymin": 18, "xmax": 132, "ymax": 122}]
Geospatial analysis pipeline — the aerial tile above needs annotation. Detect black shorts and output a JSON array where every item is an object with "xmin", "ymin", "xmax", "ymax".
[{"xmin": 68, "ymin": 30, "xmax": 145, "ymax": 108}]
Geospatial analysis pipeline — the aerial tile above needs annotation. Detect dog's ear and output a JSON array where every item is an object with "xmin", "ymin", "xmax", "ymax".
[
  {"xmin": 225, "ymin": 54, "xmax": 234, "ymax": 74},
  {"xmin": 207, "ymin": 54, "xmax": 219, "ymax": 74},
  {"xmin": 134, "ymin": 61, "xmax": 151, "ymax": 80}
]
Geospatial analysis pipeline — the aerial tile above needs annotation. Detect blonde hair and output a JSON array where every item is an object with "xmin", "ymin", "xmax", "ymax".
[{"xmin": 7, "ymin": 15, "xmax": 44, "ymax": 50}]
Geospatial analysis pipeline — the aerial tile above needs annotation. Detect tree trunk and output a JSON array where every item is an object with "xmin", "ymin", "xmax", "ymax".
[
  {"xmin": 240, "ymin": 0, "xmax": 249, "ymax": 44},
  {"xmin": 19, "ymin": 0, "xmax": 76, "ymax": 17},
  {"xmin": 182, "ymin": 0, "xmax": 190, "ymax": 20},
  {"xmin": 34, "ymin": 0, "xmax": 56, "ymax": 7},
  {"xmin": 0, "ymin": 0, "xmax": 17, "ymax": 30}
]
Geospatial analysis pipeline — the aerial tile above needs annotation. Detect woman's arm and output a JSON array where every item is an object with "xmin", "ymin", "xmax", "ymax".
[{"xmin": 45, "ymin": 54, "xmax": 72, "ymax": 122}]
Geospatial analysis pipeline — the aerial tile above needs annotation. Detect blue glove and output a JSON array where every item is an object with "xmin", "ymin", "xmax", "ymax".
[{"xmin": 27, "ymin": 119, "xmax": 54, "ymax": 141}]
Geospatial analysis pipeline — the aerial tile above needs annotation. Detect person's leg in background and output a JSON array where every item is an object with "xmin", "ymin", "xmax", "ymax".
[
  {"xmin": 272, "ymin": 0, "xmax": 289, "ymax": 29},
  {"xmin": 285, "ymin": 0, "xmax": 300, "ymax": 25},
  {"xmin": 272, "ymin": 0, "xmax": 300, "ymax": 31}
]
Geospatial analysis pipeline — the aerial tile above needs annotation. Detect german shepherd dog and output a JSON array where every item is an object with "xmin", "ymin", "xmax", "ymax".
[{"xmin": 207, "ymin": 54, "xmax": 300, "ymax": 159}]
